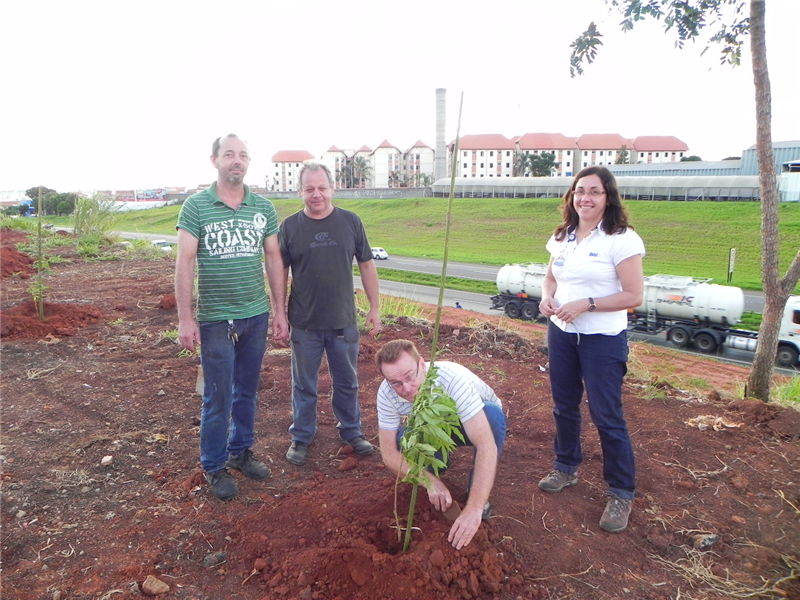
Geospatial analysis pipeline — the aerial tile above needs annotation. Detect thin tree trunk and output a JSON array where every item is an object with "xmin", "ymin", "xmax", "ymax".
[{"xmin": 744, "ymin": 0, "xmax": 791, "ymax": 401}]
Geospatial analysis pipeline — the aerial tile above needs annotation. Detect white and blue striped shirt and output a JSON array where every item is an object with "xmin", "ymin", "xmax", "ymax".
[{"xmin": 377, "ymin": 361, "xmax": 502, "ymax": 430}]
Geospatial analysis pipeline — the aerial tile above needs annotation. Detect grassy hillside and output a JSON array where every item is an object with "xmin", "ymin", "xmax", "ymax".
[{"xmin": 74, "ymin": 197, "xmax": 799, "ymax": 291}]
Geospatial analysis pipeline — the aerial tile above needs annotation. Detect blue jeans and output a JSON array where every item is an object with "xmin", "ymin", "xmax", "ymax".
[
  {"xmin": 289, "ymin": 324, "xmax": 363, "ymax": 444},
  {"xmin": 547, "ymin": 321, "xmax": 636, "ymax": 500},
  {"xmin": 396, "ymin": 401, "xmax": 507, "ymax": 465},
  {"xmin": 198, "ymin": 313, "xmax": 269, "ymax": 473}
]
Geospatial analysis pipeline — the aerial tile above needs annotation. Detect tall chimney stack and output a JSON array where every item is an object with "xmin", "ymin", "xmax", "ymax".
[{"xmin": 434, "ymin": 88, "xmax": 447, "ymax": 181}]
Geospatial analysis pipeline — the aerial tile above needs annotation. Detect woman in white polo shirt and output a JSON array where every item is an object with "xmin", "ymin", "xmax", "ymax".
[{"xmin": 537, "ymin": 166, "xmax": 645, "ymax": 534}]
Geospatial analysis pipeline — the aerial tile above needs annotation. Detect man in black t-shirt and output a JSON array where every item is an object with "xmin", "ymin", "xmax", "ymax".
[{"xmin": 279, "ymin": 161, "xmax": 382, "ymax": 466}]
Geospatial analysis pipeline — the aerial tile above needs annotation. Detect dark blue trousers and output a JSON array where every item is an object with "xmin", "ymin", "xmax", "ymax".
[{"xmin": 547, "ymin": 321, "xmax": 636, "ymax": 499}]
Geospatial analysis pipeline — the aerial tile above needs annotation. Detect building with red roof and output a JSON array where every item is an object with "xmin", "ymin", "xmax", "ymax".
[
  {"xmin": 404, "ymin": 140, "xmax": 435, "ymax": 187},
  {"xmin": 372, "ymin": 140, "xmax": 402, "ymax": 188},
  {"xmin": 271, "ymin": 132, "xmax": 691, "ymax": 189},
  {"xmin": 631, "ymin": 136, "xmax": 689, "ymax": 164},
  {"xmin": 451, "ymin": 134, "xmax": 516, "ymax": 179},
  {"xmin": 516, "ymin": 133, "xmax": 579, "ymax": 177},
  {"xmin": 573, "ymin": 134, "xmax": 633, "ymax": 170},
  {"xmin": 271, "ymin": 150, "xmax": 315, "ymax": 191}
]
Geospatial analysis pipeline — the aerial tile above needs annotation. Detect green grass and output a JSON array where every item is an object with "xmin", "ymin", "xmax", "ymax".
[
  {"xmin": 365, "ymin": 267, "xmax": 498, "ymax": 296},
  {"xmin": 44, "ymin": 197, "xmax": 800, "ymax": 291},
  {"xmin": 737, "ymin": 312, "xmax": 763, "ymax": 330},
  {"xmin": 771, "ymin": 377, "xmax": 800, "ymax": 409},
  {"xmin": 354, "ymin": 290, "xmax": 428, "ymax": 326}
]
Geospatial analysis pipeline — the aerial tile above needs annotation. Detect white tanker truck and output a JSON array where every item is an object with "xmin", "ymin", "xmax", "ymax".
[{"xmin": 490, "ymin": 263, "xmax": 800, "ymax": 367}]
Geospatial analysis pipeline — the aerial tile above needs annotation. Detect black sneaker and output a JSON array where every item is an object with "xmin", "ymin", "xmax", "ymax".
[
  {"xmin": 286, "ymin": 441, "xmax": 308, "ymax": 466},
  {"xmin": 227, "ymin": 449, "xmax": 271, "ymax": 481},
  {"xmin": 205, "ymin": 468, "xmax": 238, "ymax": 501},
  {"xmin": 344, "ymin": 436, "xmax": 375, "ymax": 456}
]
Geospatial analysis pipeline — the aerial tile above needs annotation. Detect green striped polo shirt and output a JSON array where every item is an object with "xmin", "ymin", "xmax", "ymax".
[{"xmin": 176, "ymin": 183, "xmax": 279, "ymax": 322}]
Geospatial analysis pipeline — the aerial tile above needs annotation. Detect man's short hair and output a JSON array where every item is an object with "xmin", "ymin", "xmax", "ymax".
[
  {"xmin": 297, "ymin": 161, "xmax": 334, "ymax": 191},
  {"xmin": 375, "ymin": 339, "xmax": 421, "ymax": 370},
  {"xmin": 211, "ymin": 134, "xmax": 241, "ymax": 158}
]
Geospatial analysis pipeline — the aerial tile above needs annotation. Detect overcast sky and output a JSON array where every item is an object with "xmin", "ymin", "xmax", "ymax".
[{"xmin": 1, "ymin": 0, "xmax": 797, "ymax": 193}]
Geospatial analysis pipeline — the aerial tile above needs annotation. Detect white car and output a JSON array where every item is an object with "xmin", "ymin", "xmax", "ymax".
[
  {"xmin": 151, "ymin": 240, "xmax": 173, "ymax": 252},
  {"xmin": 371, "ymin": 247, "xmax": 389, "ymax": 260}
]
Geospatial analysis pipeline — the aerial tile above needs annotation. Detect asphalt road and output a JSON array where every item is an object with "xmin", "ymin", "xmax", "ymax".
[
  {"xmin": 116, "ymin": 232, "xmax": 795, "ymax": 372},
  {"xmin": 379, "ymin": 255, "xmax": 766, "ymax": 314},
  {"xmin": 115, "ymin": 232, "xmax": 765, "ymax": 313}
]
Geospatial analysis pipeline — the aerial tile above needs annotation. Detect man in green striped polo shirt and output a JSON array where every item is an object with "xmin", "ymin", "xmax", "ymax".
[{"xmin": 175, "ymin": 133, "xmax": 288, "ymax": 501}]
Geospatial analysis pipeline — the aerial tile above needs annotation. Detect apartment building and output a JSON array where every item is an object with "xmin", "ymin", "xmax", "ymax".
[
  {"xmin": 372, "ymin": 140, "xmax": 403, "ymax": 188},
  {"xmin": 319, "ymin": 141, "xmax": 434, "ymax": 189},
  {"xmin": 321, "ymin": 145, "xmax": 348, "ymax": 188},
  {"xmin": 271, "ymin": 150, "xmax": 315, "ymax": 191},
  {"xmin": 404, "ymin": 140, "xmax": 435, "ymax": 187},
  {"xmin": 573, "ymin": 134, "xmax": 632, "ymax": 170},
  {"xmin": 515, "ymin": 133, "xmax": 579, "ymax": 177},
  {"xmin": 274, "ymin": 134, "xmax": 689, "ymax": 187},
  {"xmin": 451, "ymin": 134, "xmax": 516, "ymax": 178},
  {"xmin": 630, "ymin": 136, "xmax": 688, "ymax": 164},
  {"xmin": 320, "ymin": 145, "xmax": 374, "ymax": 189}
]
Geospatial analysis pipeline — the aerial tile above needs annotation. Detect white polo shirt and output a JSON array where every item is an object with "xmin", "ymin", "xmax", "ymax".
[
  {"xmin": 546, "ymin": 225, "xmax": 645, "ymax": 336},
  {"xmin": 377, "ymin": 361, "xmax": 502, "ymax": 431}
]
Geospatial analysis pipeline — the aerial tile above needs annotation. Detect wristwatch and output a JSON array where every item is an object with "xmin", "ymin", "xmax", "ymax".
[{"xmin": 588, "ymin": 298, "xmax": 597, "ymax": 312}]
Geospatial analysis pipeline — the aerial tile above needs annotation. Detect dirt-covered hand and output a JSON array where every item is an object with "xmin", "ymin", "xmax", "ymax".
[
  {"xmin": 448, "ymin": 507, "xmax": 482, "ymax": 550},
  {"xmin": 425, "ymin": 477, "xmax": 452, "ymax": 512}
]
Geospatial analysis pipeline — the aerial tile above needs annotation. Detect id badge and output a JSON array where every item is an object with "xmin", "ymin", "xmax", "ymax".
[{"xmin": 554, "ymin": 236, "xmax": 574, "ymax": 267}]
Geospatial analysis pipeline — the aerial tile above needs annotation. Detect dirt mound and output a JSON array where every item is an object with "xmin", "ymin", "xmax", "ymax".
[
  {"xmin": 0, "ymin": 300, "xmax": 104, "ymax": 338},
  {"xmin": 1, "ymin": 228, "xmax": 35, "ymax": 278}
]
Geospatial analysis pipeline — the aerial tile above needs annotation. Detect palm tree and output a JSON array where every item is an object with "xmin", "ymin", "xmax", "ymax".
[
  {"xmin": 335, "ymin": 164, "xmax": 352, "ymax": 189},
  {"xmin": 514, "ymin": 152, "xmax": 530, "ymax": 177},
  {"xmin": 351, "ymin": 156, "xmax": 372, "ymax": 188}
]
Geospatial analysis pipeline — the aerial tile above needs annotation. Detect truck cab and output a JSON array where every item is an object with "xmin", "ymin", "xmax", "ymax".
[{"xmin": 776, "ymin": 296, "xmax": 800, "ymax": 366}]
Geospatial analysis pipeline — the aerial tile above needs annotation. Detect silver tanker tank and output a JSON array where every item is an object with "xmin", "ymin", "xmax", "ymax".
[
  {"xmin": 635, "ymin": 275, "xmax": 744, "ymax": 325},
  {"xmin": 495, "ymin": 263, "xmax": 548, "ymax": 298},
  {"xmin": 495, "ymin": 265, "xmax": 745, "ymax": 326}
]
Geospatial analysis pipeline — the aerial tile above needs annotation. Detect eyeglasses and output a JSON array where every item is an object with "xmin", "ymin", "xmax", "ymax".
[
  {"xmin": 388, "ymin": 362, "xmax": 420, "ymax": 390},
  {"xmin": 573, "ymin": 189, "xmax": 605, "ymax": 198}
]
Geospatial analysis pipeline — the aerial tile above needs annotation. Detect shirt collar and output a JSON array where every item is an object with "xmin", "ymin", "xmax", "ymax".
[{"xmin": 208, "ymin": 182, "xmax": 253, "ymax": 206}]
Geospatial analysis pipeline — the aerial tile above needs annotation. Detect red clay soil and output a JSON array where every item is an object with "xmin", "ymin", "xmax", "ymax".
[{"xmin": 1, "ymin": 228, "xmax": 799, "ymax": 600}]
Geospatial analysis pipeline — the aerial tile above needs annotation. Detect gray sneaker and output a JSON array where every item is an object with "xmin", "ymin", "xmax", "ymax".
[
  {"xmin": 538, "ymin": 469, "xmax": 578, "ymax": 493},
  {"xmin": 205, "ymin": 468, "xmax": 238, "ymax": 501},
  {"xmin": 599, "ymin": 493, "xmax": 632, "ymax": 533},
  {"xmin": 228, "ymin": 449, "xmax": 271, "ymax": 481},
  {"xmin": 286, "ymin": 441, "xmax": 309, "ymax": 466}
]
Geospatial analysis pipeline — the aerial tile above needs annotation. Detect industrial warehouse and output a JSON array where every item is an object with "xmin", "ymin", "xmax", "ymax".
[{"xmin": 431, "ymin": 140, "xmax": 800, "ymax": 202}]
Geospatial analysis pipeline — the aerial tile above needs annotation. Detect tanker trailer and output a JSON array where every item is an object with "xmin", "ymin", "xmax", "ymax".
[
  {"xmin": 632, "ymin": 282, "xmax": 799, "ymax": 364},
  {"xmin": 490, "ymin": 265, "xmax": 800, "ymax": 366},
  {"xmin": 627, "ymin": 275, "xmax": 744, "ymax": 353},
  {"xmin": 490, "ymin": 263, "xmax": 548, "ymax": 320}
]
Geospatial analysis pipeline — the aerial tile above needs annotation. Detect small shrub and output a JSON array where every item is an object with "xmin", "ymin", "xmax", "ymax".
[
  {"xmin": 73, "ymin": 195, "xmax": 124, "ymax": 240},
  {"xmin": 398, "ymin": 365, "xmax": 463, "ymax": 552}
]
